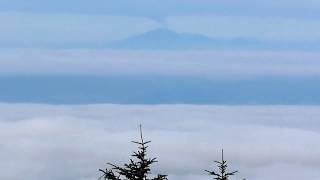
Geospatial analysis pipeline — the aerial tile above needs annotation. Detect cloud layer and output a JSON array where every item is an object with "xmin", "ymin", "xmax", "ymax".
[
  {"xmin": 1, "ymin": 104, "xmax": 320, "ymax": 180},
  {"xmin": 1, "ymin": 49, "xmax": 320, "ymax": 77}
]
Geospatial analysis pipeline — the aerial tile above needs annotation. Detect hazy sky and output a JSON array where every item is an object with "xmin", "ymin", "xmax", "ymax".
[
  {"xmin": 1, "ymin": 0, "xmax": 320, "ymax": 46},
  {"xmin": 0, "ymin": 2, "xmax": 319, "ymax": 100},
  {"xmin": 0, "ymin": 1, "xmax": 320, "ymax": 104}
]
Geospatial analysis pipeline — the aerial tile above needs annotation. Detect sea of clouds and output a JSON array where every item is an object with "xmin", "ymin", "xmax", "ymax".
[{"xmin": 1, "ymin": 104, "xmax": 320, "ymax": 180}]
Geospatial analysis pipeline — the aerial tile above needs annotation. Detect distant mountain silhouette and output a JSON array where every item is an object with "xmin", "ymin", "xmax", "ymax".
[
  {"xmin": 105, "ymin": 28, "xmax": 320, "ymax": 50},
  {"xmin": 5, "ymin": 28, "xmax": 320, "ymax": 50},
  {"xmin": 107, "ymin": 29, "xmax": 212, "ymax": 49}
]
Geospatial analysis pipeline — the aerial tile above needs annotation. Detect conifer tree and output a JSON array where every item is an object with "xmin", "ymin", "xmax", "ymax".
[
  {"xmin": 99, "ymin": 125, "xmax": 167, "ymax": 180},
  {"xmin": 205, "ymin": 149, "xmax": 238, "ymax": 180}
]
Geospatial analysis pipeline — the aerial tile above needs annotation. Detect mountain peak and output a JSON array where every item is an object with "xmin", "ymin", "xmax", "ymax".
[
  {"xmin": 138, "ymin": 28, "xmax": 181, "ymax": 37},
  {"xmin": 107, "ymin": 28, "xmax": 215, "ymax": 49}
]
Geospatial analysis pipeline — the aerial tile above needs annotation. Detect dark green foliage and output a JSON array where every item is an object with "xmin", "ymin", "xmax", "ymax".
[
  {"xmin": 205, "ymin": 149, "xmax": 238, "ymax": 180},
  {"xmin": 99, "ymin": 125, "xmax": 167, "ymax": 180}
]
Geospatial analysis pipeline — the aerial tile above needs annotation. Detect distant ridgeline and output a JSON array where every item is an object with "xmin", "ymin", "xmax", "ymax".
[
  {"xmin": 11, "ymin": 28, "xmax": 320, "ymax": 51},
  {"xmin": 0, "ymin": 76, "xmax": 320, "ymax": 104},
  {"xmin": 105, "ymin": 29, "xmax": 320, "ymax": 51}
]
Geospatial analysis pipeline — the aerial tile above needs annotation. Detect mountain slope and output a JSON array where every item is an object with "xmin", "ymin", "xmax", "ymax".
[
  {"xmin": 107, "ymin": 29, "xmax": 214, "ymax": 49},
  {"xmin": 106, "ymin": 28, "xmax": 320, "ymax": 50}
]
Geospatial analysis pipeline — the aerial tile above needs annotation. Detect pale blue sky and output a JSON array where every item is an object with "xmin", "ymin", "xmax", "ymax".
[
  {"xmin": 2, "ymin": 0, "xmax": 320, "ymax": 18},
  {"xmin": 1, "ymin": 1, "xmax": 320, "ymax": 104},
  {"xmin": 1, "ymin": 0, "xmax": 320, "ymax": 46}
]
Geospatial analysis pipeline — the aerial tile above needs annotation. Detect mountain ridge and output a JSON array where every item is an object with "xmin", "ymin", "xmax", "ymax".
[
  {"xmin": 106, "ymin": 28, "xmax": 260, "ymax": 50},
  {"xmin": 104, "ymin": 28, "xmax": 320, "ymax": 51}
]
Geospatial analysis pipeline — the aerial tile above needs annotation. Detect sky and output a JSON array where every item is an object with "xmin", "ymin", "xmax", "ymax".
[
  {"xmin": 1, "ymin": 1, "xmax": 320, "ymax": 180},
  {"xmin": 1, "ymin": 0, "xmax": 320, "ymax": 47}
]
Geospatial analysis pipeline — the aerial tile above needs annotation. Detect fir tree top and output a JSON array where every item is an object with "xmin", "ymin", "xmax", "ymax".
[
  {"xmin": 99, "ymin": 125, "xmax": 167, "ymax": 180},
  {"xmin": 205, "ymin": 149, "xmax": 238, "ymax": 180}
]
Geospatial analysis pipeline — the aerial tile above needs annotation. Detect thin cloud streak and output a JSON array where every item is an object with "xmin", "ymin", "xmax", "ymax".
[{"xmin": 0, "ymin": 49, "xmax": 320, "ymax": 77}]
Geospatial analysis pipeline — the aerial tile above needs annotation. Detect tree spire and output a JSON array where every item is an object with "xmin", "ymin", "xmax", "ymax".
[
  {"xmin": 99, "ymin": 125, "xmax": 167, "ymax": 180},
  {"xmin": 205, "ymin": 149, "xmax": 238, "ymax": 180}
]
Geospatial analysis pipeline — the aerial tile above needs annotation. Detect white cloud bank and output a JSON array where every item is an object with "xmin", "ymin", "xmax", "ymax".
[
  {"xmin": 1, "ymin": 104, "xmax": 320, "ymax": 180},
  {"xmin": 1, "ymin": 49, "xmax": 320, "ymax": 77}
]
